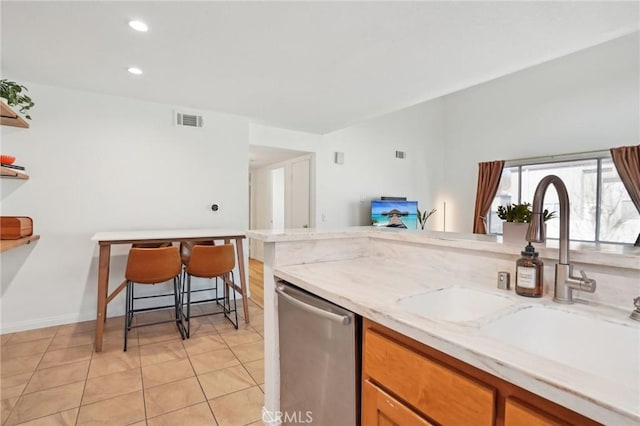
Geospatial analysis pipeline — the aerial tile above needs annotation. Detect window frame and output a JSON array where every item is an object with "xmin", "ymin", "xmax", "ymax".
[{"xmin": 490, "ymin": 150, "xmax": 636, "ymax": 245}]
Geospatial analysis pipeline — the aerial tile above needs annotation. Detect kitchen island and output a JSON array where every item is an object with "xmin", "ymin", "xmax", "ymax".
[{"xmin": 248, "ymin": 227, "xmax": 640, "ymax": 425}]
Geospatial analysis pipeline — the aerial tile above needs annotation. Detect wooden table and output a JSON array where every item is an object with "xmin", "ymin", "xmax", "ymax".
[{"xmin": 91, "ymin": 229, "xmax": 249, "ymax": 352}]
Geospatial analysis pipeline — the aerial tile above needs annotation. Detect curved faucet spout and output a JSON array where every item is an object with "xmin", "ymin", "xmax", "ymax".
[
  {"xmin": 526, "ymin": 174, "xmax": 596, "ymax": 304},
  {"xmin": 526, "ymin": 175, "xmax": 570, "ymax": 265}
]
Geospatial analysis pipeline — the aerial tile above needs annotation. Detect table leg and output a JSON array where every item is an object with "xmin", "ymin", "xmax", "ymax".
[
  {"xmin": 235, "ymin": 238, "xmax": 250, "ymax": 323},
  {"xmin": 96, "ymin": 244, "xmax": 111, "ymax": 352}
]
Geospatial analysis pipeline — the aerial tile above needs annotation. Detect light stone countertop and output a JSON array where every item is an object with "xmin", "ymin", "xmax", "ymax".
[{"xmin": 249, "ymin": 227, "xmax": 640, "ymax": 270}]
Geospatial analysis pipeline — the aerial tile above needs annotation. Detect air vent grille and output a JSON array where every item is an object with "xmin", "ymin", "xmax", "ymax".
[
  {"xmin": 176, "ymin": 112, "xmax": 204, "ymax": 128},
  {"xmin": 395, "ymin": 150, "xmax": 406, "ymax": 159}
]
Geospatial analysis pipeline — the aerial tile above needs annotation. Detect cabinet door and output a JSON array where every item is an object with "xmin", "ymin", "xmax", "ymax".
[
  {"xmin": 362, "ymin": 380, "xmax": 433, "ymax": 426},
  {"xmin": 364, "ymin": 328, "xmax": 495, "ymax": 425},
  {"xmin": 505, "ymin": 398, "xmax": 569, "ymax": 426}
]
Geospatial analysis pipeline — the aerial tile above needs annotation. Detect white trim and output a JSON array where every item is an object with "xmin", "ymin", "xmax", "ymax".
[
  {"xmin": 0, "ymin": 309, "xmax": 104, "ymax": 334},
  {"xmin": 505, "ymin": 149, "xmax": 610, "ymax": 167},
  {"xmin": 261, "ymin": 406, "xmax": 282, "ymax": 426}
]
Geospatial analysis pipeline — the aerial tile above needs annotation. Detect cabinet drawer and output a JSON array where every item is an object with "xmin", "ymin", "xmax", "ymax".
[
  {"xmin": 364, "ymin": 328, "xmax": 495, "ymax": 426},
  {"xmin": 505, "ymin": 398, "xmax": 568, "ymax": 426},
  {"xmin": 362, "ymin": 379, "xmax": 434, "ymax": 426}
]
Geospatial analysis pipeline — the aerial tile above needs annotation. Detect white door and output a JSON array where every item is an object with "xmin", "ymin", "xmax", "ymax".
[
  {"xmin": 289, "ymin": 157, "xmax": 310, "ymax": 228},
  {"xmin": 271, "ymin": 167, "xmax": 285, "ymax": 229}
]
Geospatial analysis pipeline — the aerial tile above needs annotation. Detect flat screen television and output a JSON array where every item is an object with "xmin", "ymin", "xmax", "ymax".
[{"xmin": 371, "ymin": 200, "xmax": 418, "ymax": 229}]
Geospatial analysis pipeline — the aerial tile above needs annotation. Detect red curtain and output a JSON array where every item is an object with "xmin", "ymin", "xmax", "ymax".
[{"xmin": 473, "ymin": 160, "xmax": 505, "ymax": 234}]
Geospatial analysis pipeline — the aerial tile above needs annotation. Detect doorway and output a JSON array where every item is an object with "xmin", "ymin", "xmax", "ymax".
[{"xmin": 248, "ymin": 146, "xmax": 314, "ymax": 261}]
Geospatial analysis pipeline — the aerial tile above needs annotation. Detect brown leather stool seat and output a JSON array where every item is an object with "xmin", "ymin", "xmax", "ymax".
[
  {"xmin": 183, "ymin": 243, "xmax": 239, "ymax": 337},
  {"xmin": 123, "ymin": 246, "xmax": 185, "ymax": 351}
]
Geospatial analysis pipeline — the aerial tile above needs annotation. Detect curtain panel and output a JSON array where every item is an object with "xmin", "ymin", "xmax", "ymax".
[
  {"xmin": 473, "ymin": 160, "xmax": 505, "ymax": 234},
  {"xmin": 610, "ymin": 145, "xmax": 640, "ymax": 246}
]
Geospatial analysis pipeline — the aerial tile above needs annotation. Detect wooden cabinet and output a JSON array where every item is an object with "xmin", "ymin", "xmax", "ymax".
[
  {"xmin": 505, "ymin": 398, "xmax": 569, "ymax": 426},
  {"xmin": 364, "ymin": 327, "xmax": 495, "ymax": 425},
  {"xmin": 362, "ymin": 319, "xmax": 600, "ymax": 426},
  {"xmin": 362, "ymin": 379, "xmax": 433, "ymax": 426}
]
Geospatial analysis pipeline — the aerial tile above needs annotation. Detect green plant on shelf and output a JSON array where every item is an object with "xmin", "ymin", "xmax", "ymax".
[
  {"xmin": 0, "ymin": 79, "xmax": 34, "ymax": 120},
  {"xmin": 497, "ymin": 203, "xmax": 556, "ymax": 223}
]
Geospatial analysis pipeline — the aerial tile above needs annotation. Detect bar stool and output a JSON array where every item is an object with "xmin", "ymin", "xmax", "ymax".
[
  {"xmin": 183, "ymin": 243, "xmax": 239, "ymax": 337},
  {"xmin": 123, "ymin": 246, "xmax": 185, "ymax": 351}
]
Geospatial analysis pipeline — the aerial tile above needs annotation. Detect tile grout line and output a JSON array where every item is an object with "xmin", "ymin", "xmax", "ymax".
[
  {"xmin": 73, "ymin": 340, "xmax": 94, "ymax": 426},
  {"xmin": 3, "ymin": 331, "xmax": 56, "ymax": 426},
  {"xmin": 2, "ymin": 303, "xmax": 264, "ymax": 426},
  {"xmin": 184, "ymin": 331, "xmax": 223, "ymax": 425},
  {"xmin": 137, "ymin": 320, "xmax": 148, "ymax": 425}
]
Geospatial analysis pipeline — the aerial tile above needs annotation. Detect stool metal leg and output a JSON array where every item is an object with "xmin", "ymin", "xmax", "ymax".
[
  {"xmin": 124, "ymin": 281, "xmax": 131, "ymax": 351},
  {"xmin": 173, "ymin": 276, "xmax": 185, "ymax": 340},
  {"xmin": 186, "ymin": 273, "xmax": 192, "ymax": 338}
]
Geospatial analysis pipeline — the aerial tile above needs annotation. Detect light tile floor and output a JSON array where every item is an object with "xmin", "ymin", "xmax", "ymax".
[{"xmin": 0, "ymin": 301, "xmax": 265, "ymax": 426}]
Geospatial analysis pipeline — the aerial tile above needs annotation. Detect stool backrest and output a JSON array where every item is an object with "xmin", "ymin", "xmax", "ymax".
[
  {"xmin": 125, "ymin": 246, "xmax": 181, "ymax": 284},
  {"xmin": 180, "ymin": 240, "xmax": 215, "ymax": 266},
  {"xmin": 186, "ymin": 244, "xmax": 235, "ymax": 278}
]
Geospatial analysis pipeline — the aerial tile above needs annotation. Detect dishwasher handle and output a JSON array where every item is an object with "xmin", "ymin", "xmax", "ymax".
[{"xmin": 276, "ymin": 285, "xmax": 352, "ymax": 326}]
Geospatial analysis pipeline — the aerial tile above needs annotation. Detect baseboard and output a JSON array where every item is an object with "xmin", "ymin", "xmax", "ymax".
[
  {"xmin": 1, "ymin": 294, "xmax": 243, "ymax": 335},
  {"xmin": 0, "ymin": 309, "xmax": 104, "ymax": 334}
]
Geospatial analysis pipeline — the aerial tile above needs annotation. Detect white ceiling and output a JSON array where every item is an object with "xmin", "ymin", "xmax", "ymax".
[{"xmin": 1, "ymin": 1, "xmax": 638, "ymax": 134}]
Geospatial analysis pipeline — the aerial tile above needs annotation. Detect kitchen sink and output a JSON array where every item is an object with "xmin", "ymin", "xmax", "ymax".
[
  {"xmin": 398, "ymin": 286, "xmax": 514, "ymax": 322},
  {"xmin": 480, "ymin": 306, "xmax": 640, "ymax": 390}
]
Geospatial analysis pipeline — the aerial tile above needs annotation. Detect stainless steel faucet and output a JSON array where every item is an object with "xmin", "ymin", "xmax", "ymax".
[{"xmin": 526, "ymin": 175, "xmax": 596, "ymax": 303}]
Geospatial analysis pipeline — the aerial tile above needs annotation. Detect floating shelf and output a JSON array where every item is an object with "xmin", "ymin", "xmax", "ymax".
[
  {"xmin": 0, "ymin": 166, "xmax": 29, "ymax": 179},
  {"xmin": 0, "ymin": 100, "xmax": 29, "ymax": 128},
  {"xmin": 0, "ymin": 235, "xmax": 40, "ymax": 253}
]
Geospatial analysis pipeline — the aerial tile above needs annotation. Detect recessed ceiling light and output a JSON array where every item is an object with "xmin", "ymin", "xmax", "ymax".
[
  {"xmin": 128, "ymin": 67, "xmax": 143, "ymax": 75},
  {"xmin": 128, "ymin": 20, "xmax": 148, "ymax": 32}
]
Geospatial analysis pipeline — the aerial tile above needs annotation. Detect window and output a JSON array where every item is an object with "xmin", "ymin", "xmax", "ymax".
[{"xmin": 488, "ymin": 153, "xmax": 639, "ymax": 244}]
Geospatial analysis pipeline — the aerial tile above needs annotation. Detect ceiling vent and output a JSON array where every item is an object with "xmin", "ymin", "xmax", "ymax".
[
  {"xmin": 175, "ymin": 111, "xmax": 204, "ymax": 128},
  {"xmin": 395, "ymin": 150, "xmax": 406, "ymax": 159}
]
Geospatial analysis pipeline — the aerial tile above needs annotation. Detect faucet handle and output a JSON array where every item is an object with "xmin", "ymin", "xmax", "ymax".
[
  {"xmin": 633, "ymin": 296, "xmax": 640, "ymax": 310},
  {"xmin": 578, "ymin": 270, "xmax": 596, "ymax": 292}
]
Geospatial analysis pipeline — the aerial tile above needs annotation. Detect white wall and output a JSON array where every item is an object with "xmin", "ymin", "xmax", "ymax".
[
  {"xmin": 317, "ymin": 99, "xmax": 446, "ymax": 229},
  {"xmin": 249, "ymin": 123, "xmax": 321, "ymax": 152},
  {"xmin": 442, "ymin": 32, "xmax": 639, "ymax": 233},
  {"xmin": 1, "ymin": 82, "xmax": 250, "ymax": 332},
  {"xmin": 312, "ymin": 32, "xmax": 639, "ymax": 233}
]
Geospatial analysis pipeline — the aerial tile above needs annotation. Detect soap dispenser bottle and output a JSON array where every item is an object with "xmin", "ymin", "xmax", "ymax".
[{"xmin": 515, "ymin": 243, "xmax": 543, "ymax": 297}]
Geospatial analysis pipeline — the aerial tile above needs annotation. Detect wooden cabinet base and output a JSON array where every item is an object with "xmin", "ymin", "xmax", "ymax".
[
  {"xmin": 362, "ymin": 379, "xmax": 433, "ymax": 426},
  {"xmin": 362, "ymin": 319, "xmax": 600, "ymax": 426}
]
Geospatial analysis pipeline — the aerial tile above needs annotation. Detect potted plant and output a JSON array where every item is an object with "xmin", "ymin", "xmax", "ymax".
[
  {"xmin": 417, "ymin": 207, "xmax": 437, "ymax": 230},
  {"xmin": 497, "ymin": 203, "xmax": 555, "ymax": 244},
  {"xmin": 0, "ymin": 79, "xmax": 34, "ymax": 120}
]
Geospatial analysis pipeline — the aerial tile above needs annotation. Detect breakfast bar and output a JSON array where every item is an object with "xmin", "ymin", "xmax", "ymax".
[{"xmin": 91, "ymin": 229, "xmax": 249, "ymax": 352}]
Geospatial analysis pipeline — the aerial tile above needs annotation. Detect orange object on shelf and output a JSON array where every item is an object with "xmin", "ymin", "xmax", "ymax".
[
  {"xmin": 0, "ymin": 154, "xmax": 16, "ymax": 164},
  {"xmin": 0, "ymin": 216, "xmax": 33, "ymax": 240}
]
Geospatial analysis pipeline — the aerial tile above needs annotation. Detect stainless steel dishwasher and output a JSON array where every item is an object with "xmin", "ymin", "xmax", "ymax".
[{"xmin": 276, "ymin": 280, "xmax": 359, "ymax": 426}]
